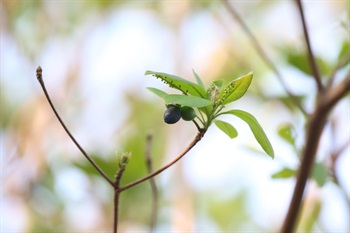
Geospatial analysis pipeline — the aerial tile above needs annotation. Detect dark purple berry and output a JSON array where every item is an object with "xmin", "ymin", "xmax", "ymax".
[{"xmin": 164, "ymin": 106, "xmax": 181, "ymax": 124}]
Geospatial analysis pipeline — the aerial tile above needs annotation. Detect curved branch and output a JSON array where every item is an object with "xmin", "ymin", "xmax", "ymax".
[
  {"xmin": 36, "ymin": 66, "xmax": 115, "ymax": 187},
  {"xmin": 118, "ymin": 130, "xmax": 205, "ymax": 192}
]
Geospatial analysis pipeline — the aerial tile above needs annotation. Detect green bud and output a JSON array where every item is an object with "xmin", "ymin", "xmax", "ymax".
[{"xmin": 118, "ymin": 152, "xmax": 131, "ymax": 168}]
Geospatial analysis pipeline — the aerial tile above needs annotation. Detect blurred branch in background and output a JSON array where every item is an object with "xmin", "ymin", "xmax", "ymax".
[
  {"xmin": 295, "ymin": 0, "xmax": 323, "ymax": 92},
  {"xmin": 222, "ymin": 0, "xmax": 307, "ymax": 116},
  {"xmin": 222, "ymin": 0, "xmax": 350, "ymax": 232},
  {"xmin": 144, "ymin": 132, "xmax": 158, "ymax": 232},
  {"xmin": 329, "ymin": 131, "xmax": 350, "ymax": 206},
  {"xmin": 281, "ymin": 73, "xmax": 350, "ymax": 233},
  {"xmin": 280, "ymin": 0, "xmax": 350, "ymax": 231}
]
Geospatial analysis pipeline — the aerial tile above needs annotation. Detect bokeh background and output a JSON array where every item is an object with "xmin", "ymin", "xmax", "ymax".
[{"xmin": 1, "ymin": 1, "xmax": 349, "ymax": 232}]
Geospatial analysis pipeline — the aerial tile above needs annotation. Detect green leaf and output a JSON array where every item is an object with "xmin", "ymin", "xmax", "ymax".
[
  {"xmin": 145, "ymin": 70, "xmax": 207, "ymax": 98},
  {"xmin": 218, "ymin": 72, "xmax": 253, "ymax": 105},
  {"xmin": 285, "ymin": 49, "xmax": 332, "ymax": 76},
  {"xmin": 163, "ymin": 94, "xmax": 213, "ymax": 108},
  {"xmin": 277, "ymin": 123, "xmax": 295, "ymax": 146},
  {"xmin": 286, "ymin": 50, "xmax": 312, "ymax": 75},
  {"xmin": 192, "ymin": 69, "xmax": 205, "ymax": 88},
  {"xmin": 271, "ymin": 167, "xmax": 296, "ymax": 178},
  {"xmin": 221, "ymin": 109, "xmax": 274, "ymax": 158},
  {"xmin": 146, "ymin": 87, "xmax": 169, "ymax": 99},
  {"xmin": 338, "ymin": 40, "xmax": 349, "ymax": 61},
  {"xmin": 214, "ymin": 120, "xmax": 238, "ymax": 139},
  {"xmin": 312, "ymin": 162, "xmax": 328, "ymax": 187}
]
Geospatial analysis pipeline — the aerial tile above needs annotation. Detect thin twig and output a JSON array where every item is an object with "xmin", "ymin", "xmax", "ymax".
[
  {"xmin": 144, "ymin": 132, "xmax": 158, "ymax": 232},
  {"xmin": 280, "ymin": 74, "xmax": 350, "ymax": 233},
  {"xmin": 192, "ymin": 119, "xmax": 202, "ymax": 132},
  {"xmin": 327, "ymin": 55, "xmax": 350, "ymax": 88},
  {"xmin": 36, "ymin": 66, "xmax": 115, "ymax": 187},
  {"xmin": 114, "ymin": 167, "xmax": 126, "ymax": 233},
  {"xmin": 119, "ymin": 130, "xmax": 205, "ymax": 192},
  {"xmin": 222, "ymin": 0, "xmax": 307, "ymax": 116},
  {"xmin": 295, "ymin": 0, "xmax": 324, "ymax": 92},
  {"xmin": 330, "ymin": 138, "xmax": 350, "ymax": 205}
]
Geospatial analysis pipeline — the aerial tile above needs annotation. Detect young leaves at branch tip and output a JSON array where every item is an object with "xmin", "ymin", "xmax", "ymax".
[{"xmin": 145, "ymin": 70, "xmax": 274, "ymax": 158}]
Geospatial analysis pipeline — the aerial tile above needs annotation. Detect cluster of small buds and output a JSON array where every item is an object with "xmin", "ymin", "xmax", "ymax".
[
  {"xmin": 153, "ymin": 74, "xmax": 185, "ymax": 93},
  {"xmin": 206, "ymin": 82, "xmax": 216, "ymax": 97},
  {"xmin": 216, "ymin": 81, "xmax": 235, "ymax": 106}
]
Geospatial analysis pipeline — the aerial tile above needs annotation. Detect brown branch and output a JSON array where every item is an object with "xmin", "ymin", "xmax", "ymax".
[
  {"xmin": 222, "ymin": 0, "xmax": 307, "ymax": 116},
  {"xmin": 144, "ymin": 132, "xmax": 158, "ymax": 232},
  {"xmin": 114, "ymin": 167, "xmax": 126, "ymax": 233},
  {"xmin": 118, "ymin": 130, "xmax": 205, "ymax": 192},
  {"xmin": 36, "ymin": 66, "xmax": 115, "ymax": 187},
  {"xmin": 192, "ymin": 119, "xmax": 202, "ymax": 132},
  {"xmin": 280, "ymin": 74, "xmax": 350, "ymax": 233},
  {"xmin": 323, "ymin": 73, "xmax": 350, "ymax": 109},
  {"xmin": 295, "ymin": 0, "xmax": 324, "ymax": 92}
]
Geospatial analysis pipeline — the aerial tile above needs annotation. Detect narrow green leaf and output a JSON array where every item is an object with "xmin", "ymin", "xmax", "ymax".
[
  {"xmin": 222, "ymin": 109, "xmax": 274, "ymax": 158},
  {"xmin": 214, "ymin": 120, "xmax": 238, "ymax": 139},
  {"xmin": 145, "ymin": 70, "xmax": 207, "ymax": 98},
  {"xmin": 271, "ymin": 168, "xmax": 296, "ymax": 178},
  {"xmin": 164, "ymin": 94, "xmax": 213, "ymax": 108},
  {"xmin": 192, "ymin": 69, "xmax": 205, "ymax": 88},
  {"xmin": 218, "ymin": 72, "xmax": 253, "ymax": 105},
  {"xmin": 312, "ymin": 162, "xmax": 328, "ymax": 187},
  {"xmin": 146, "ymin": 87, "xmax": 169, "ymax": 99}
]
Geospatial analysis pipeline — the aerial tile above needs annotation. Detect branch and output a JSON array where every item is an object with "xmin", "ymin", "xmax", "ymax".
[
  {"xmin": 222, "ymin": 0, "xmax": 307, "ymax": 116},
  {"xmin": 295, "ymin": 0, "xmax": 324, "ymax": 92},
  {"xmin": 36, "ymin": 66, "xmax": 115, "ymax": 187},
  {"xmin": 114, "ymin": 167, "xmax": 126, "ymax": 233},
  {"xmin": 192, "ymin": 119, "xmax": 202, "ymax": 132},
  {"xmin": 330, "ymin": 139, "xmax": 350, "ymax": 205},
  {"xmin": 280, "ymin": 74, "xmax": 350, "ymax": 233},
  {"xmin": 144, "ymin": 132, "xmax": 158, "ymax": 232},
  {"xmin": 323, "ymin": 73, "xmax": 350, "ymax": 110},
  {"xmin": 327, "ymin": 54, "xmax": 350, "ymax": 88},
  {"xmin": 118, "ymin": 130, "xmax": 205, "ymax": 192}
]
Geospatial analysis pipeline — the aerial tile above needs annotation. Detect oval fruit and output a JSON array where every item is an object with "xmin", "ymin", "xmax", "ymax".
[
  {"xmin": 164, "ymin": 106, "xmax": 181, "ymax": 124},
  {"xmin": 180, "ymin": 106, "xmax": 196, "ymax": 121}
]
